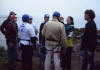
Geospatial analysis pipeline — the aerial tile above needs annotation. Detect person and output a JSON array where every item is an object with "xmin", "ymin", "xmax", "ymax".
[
  {"xmin": 81, "ymin": 9, "xmax": 97, "ymax": 70},
  {"xmin": 39, "ymin": 14, "xmax": 50, "ymax": 46},
  {"xmin": 18, "ymin": 14, "xmax": 36, "ymax": 70},
  {"xmin": 0, "ymin": 11, "xmax": 16, "ymax": 35},
  {"xmin": 42, "ymin": 11, "xmax": 67, "ymax": 70},
  {"xmin": 29, "ymin": 16, "xmax": 39, "ymax": 55},
  {"xmin": 4, "ymin": 15, "xmax": 18, "ymax": 70},
  {"xmin": 63, "ymin": 16, "xmax": 74, "ymax": 70},
  {"xmin": 29, "ymin": 16, "xmax": 38, "ymax": 35},
  {"xmin": 59, "ymin": 16, "xmax": 64, "ymax": 24}
]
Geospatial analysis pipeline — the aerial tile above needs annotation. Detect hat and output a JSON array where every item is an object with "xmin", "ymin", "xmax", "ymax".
[{"xmin": 9, "ymin": 11, "xmax": 16, "ymax": 15}]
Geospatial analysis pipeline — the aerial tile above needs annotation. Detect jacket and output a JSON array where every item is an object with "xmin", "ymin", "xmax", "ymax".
[
  {"xmin": 39, "ymin": 21, "xmax": 47, "ymax": 45},
  {"xmin": 42, "ymin": 19, "xmax": 67, "ymax": 48},
  {"xmin": 81, "ymin": 20, "xmax": 97, "ymax": 51},
  {"xmin": 5, "ymin": 21, "xmax": 18, "ymax": 43},
  {"xmin": 65, "ymin": 24, "xmax": 74, "ymax": 47}
]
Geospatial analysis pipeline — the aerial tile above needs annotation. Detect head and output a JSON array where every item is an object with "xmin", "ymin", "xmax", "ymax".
[
  {"xmin": 29, "ymin": 16, "xmax": 33, "ymax": 24},
  {"xmin": 9, "ymin": 15, "xmax": 17, "ymax": 23},
  {"xmin": 84, "ymin": 9, "xmax": 95, "ymax": 21},
  {"xmin": 53, "ymin": 11, "xmax": 60, "ymax": 20},
  {"xmin": 44, "ymin": 14, "xmax": 50, "ymax": 22},
  {"xmin": 9, "ymin": 11, "xmax": 16, "ymax": 15},
  {"xmin": 67, "ymin": 16, "xmax": 74, "ymax": 25},
  {"xmin": 8, "ymin": 11, "xmax": 16, "ymax": 20},
  {"xmin": 22, "ymin": 14, "xmax": 30, "ymax": 23},
  {"xmin": 59, "ymin": 17, "xmax": 64, "ymax": 22}
]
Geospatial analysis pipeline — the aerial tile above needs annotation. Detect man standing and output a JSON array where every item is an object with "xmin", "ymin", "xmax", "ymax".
[
  {"xmin": 18, "ymin": 14, "xmax": 36, "ymax": 70},
  {"xmin": 5, "ymin": 15, "xmax": 18, "ymax": 70},
  {"xmin": 39, "ymin": 14, "xmax": 50, "ymax": 45},
  {"xmin": 29, "ymin": 16, "xmax": 38, "ymax": 36},
  {"xmin": 81, "ymin": 10, "xmax": 97, "ymax": 70},
  {"xmin": 0, "ymin": 11, "xmax": 16, "ymax": 35},
  {"xmin": 42, "ymin": 12, "xmax": 67, "ymax": 70}
]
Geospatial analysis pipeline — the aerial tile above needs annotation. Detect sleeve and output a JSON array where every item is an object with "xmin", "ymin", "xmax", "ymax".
[
  {"xmin": 0, "ymin": 20, "xmax": 7, "ymax": 35},
  {"xmin": 33, "ymin": 24, "xmax": 38, "ymax": 35},
  {"xmin": 60, "ymin": 25, "xmax": 67, "ymax": 48},
  {"xmin": 39, "ymin": 23, "xmax": 44, "ymax": 41},
  {"xmin": 42, "ymin": 24, "xmax": 46, "ymax": 37},
  {"xmin": 28, "ymin": 26, "xmax": 36, "ymax": 37}
]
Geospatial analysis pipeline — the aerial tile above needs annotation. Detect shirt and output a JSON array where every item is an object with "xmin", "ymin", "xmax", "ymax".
[
  {"xmin": 18, "ymin": 22, "xmax": 35, "ymax": 45},
  {"xmin": 31, "ymin": 23, "xmax": 38, "ymax": 36},
  {"xmin": 31, "ymin": 23, "xmax": 37, "ymax": 31}
]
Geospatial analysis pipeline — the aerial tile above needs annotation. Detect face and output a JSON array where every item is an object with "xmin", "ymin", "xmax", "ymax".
[
  {"xmin": 29, "ymin": 19, "xmax": 32, "ymax": 24},
  {"xmin": 60, "ymin": 17, "xmax": 64, "ymax": 22},
  {"xmin": 67, "ymin": 17, "xmax": 72, "ymax": 25},
  {"xmin": 44, "ymin": 18, "xmax": 49, "ymax": 22},
  {"xmin": 13, "ymin": 18, "xmax": 17, "ymax": 23},
  {"xmin": 84, "ymin": 14, "xmax": 90, "ymax": 21}
]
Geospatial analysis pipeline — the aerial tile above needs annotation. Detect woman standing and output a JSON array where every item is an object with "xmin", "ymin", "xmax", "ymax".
[{"xmin": 64, "ymin": 16, "xmax": 74, "ymax": 70}]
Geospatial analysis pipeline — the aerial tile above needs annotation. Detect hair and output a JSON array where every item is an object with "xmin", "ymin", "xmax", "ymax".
[
  {"xmin": 68, "ymin": 16, "xmax": 74, "ymax": 25},
  {"xmin": 85, "ymin": 9, "xmax": 95, "ymax": 20}
]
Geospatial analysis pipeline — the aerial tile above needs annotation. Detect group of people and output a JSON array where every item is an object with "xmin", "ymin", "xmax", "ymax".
[{"xmin": 0, "ymin": 9, "xmax": 97, "ymax": 70}]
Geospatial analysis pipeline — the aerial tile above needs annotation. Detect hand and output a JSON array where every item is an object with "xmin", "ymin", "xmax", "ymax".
[
  {"xmin": 88, "ymin": 51, "xmax": 92, "ymax": 56},
  {"xmin": 8, "ymin": 42, "xmax": 14, "ymax": 48}
]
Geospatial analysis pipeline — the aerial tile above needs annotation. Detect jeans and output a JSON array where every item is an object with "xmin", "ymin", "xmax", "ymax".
[
  {"xmin": 15, "ymin": 42, "xmax": 21, "ymax": 60},
  {"xmin": 81, "ymin": 49, "xmax": 95, "ymax": 70},
  {"xmin": 7, "ymin": 43, "xmax": 17, "ymax": 69}
]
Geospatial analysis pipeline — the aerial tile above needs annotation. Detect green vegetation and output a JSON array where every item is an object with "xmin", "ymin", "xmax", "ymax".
[{"xmin": 0, "ymin": 46, "xmax": 8, "ymax": 70}]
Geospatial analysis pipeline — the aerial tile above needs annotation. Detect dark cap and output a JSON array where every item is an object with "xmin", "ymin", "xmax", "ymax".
[{"xmin": 9, "ymin": 11, "xmax": 16, "ymax": 15}]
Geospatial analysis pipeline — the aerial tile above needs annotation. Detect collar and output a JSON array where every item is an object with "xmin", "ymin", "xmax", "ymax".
[{"xmin": 52, "ymin": 19, "xmax": 58, "ymax": 21}]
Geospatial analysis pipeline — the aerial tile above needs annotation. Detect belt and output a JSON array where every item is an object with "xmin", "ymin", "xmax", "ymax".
[
  {"xmin": 46, "ymin": 39, "xmax": 58, "ymax": 42},
  {"xmin": 20, "ymin": 39, "xmax": 31, "ymax": 45}
]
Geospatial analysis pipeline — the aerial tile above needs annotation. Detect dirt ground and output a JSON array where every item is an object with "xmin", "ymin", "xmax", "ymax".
[
  {"xmin": 0, "ymin": 46, "xmax": 100, "ymax": 70},
  {"xmin": 16, "ymin": 50, "xmax": 100, "ymax": 70}
]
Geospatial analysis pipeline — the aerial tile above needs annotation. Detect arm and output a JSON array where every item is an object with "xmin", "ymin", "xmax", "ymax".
[
  {"xmin": 0, "ymin": 20, "xmax": 8, "ymax": 35},
  {"xmin": 39, "ymin": 24, "xmax": 43, "ymax": 41},
  {"xmin": 60, "ymin": 25, "xmax": 67, "ymax": 48},
  {"xmin": 42, "ymin": 24, "xmax": 46, "ymax": 38},
  {"xmin": 29, "ymin": 26, "xmax": 36, "ymax": 49}
]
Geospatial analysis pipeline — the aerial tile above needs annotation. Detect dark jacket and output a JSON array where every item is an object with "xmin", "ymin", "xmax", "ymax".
[
  {"xmin": 0, "ymin": 19, "xmax": 10, "ymax": 35},
  {"xmin": 5, "ymin": 21, "xmax": 18, "ymax": 43},
  {"xmin": 39, "ymin": 21, "xmax": 47, "ymax": 45},
  {"xmin": 81, "ymin": 20, "xmax": 97, "ymax": 51}
]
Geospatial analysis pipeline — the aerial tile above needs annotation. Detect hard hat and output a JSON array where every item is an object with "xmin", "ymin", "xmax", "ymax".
[
  {"xmin": 9, "ymin": 15, "xmax": 17, "ymax": 20},
  {"xmin": 44, "ymin": 14, "xmax": 50, "ymax": 18},
  {"xmin": 53, "ymin": 11, "xmax": 60, "ymax": 17},
  {"xmin": 22, "ymin": 14, "xmax": 30, "ymax": 21}
]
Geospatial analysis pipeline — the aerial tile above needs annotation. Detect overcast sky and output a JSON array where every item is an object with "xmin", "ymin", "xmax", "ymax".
[
  {"xmin": 0, "ymin": 0, "xmax": 100, "ymax": 17},
  {"xmin": 0, "ymin": 0, "xmax": 100, "ymax": 29}
]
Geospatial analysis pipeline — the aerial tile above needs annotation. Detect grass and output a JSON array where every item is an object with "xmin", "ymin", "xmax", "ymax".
[{"xmin": 0, "ymin": 46, "xmax": 8, "ymax": 70}]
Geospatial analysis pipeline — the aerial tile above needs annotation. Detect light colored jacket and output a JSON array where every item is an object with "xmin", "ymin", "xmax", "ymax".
[{"xmin": 42, "ymin": 19, "xmax": 67, "ymax": 48}]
